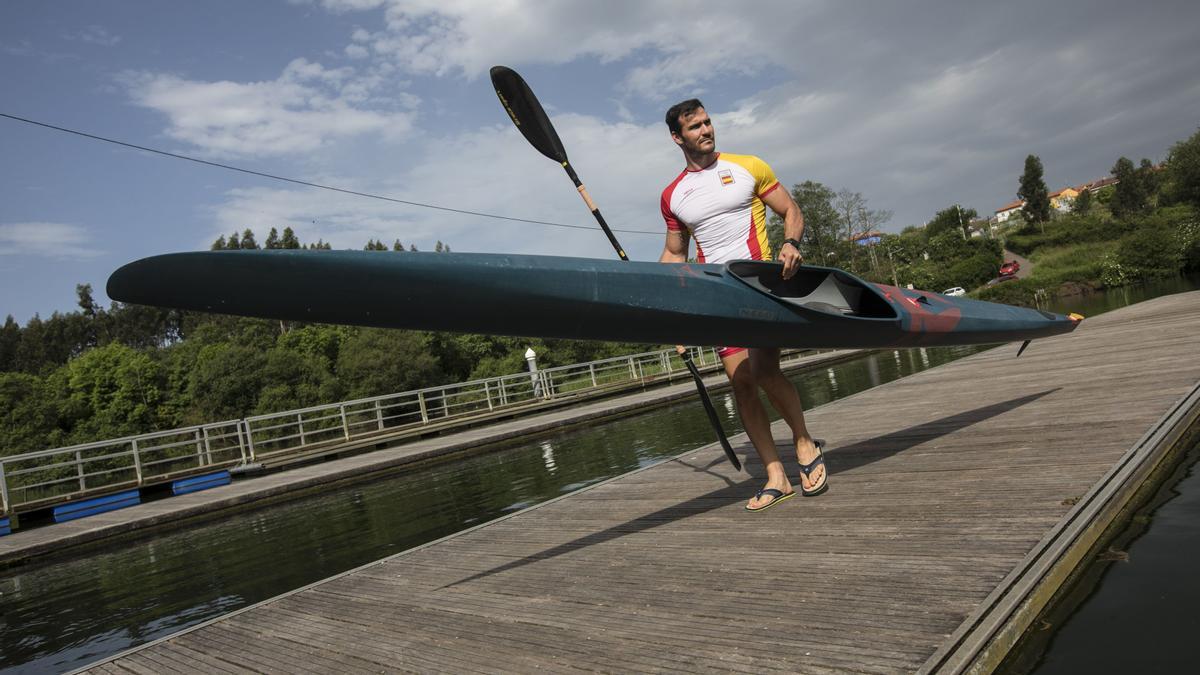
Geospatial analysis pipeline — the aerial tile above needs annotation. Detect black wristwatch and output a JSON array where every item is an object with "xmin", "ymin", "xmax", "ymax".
[{"xmin": 782, "ymin": 238, "xmax": 802, "ymax": 251}]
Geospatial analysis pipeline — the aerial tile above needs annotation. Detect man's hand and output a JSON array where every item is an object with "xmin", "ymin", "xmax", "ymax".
[{"xmin": 778, "ymin": 239, "xmax": 803, "ymax": 279}]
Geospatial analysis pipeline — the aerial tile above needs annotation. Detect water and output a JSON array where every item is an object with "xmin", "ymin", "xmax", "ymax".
[
  {"xmin": 0, "ymin": 344, "xmax": 987, "ymax": 673},
  {"xmin": 1000, "ymin": 439, "xmax": 1200, "ymax": 674},
  {"xmin": 1042, "ymin": 273, "xmax": 1200, "ymax": 318}
]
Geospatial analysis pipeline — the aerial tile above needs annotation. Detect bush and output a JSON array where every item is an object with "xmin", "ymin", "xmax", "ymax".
[
  {"xmin": 972, "ymin": 278, "xmax": 1038, "ymax": 306},
  {"xmin": 945, "ymin": 252, "xmax": 1000, "ymax": 291},
  {"xmin": 1116, "ymin": 225, "xmax": 1182, "ymax": 280}
]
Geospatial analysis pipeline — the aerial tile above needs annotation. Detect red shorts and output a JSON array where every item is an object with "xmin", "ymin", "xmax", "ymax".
[{"xmin": 717, "ymin": 346, "xmax": 747, "ymax": 359}]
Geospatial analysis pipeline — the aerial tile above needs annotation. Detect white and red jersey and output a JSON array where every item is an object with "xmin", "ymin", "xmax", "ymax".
[{"xmin": 660, "ymin": 152, "xmax": 781, "ymax": 264}]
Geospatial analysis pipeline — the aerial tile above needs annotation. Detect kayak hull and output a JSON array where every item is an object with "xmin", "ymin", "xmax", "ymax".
[{"xmin": 106, "ymin": 251, "xmax": 1080, "ymax": 349}]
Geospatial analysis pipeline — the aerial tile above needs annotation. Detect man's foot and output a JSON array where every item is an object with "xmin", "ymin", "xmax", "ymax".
[
  {"xmin": 796, "ymin": 438, "xmax": 828, "ymax": 496},
  {"xmin": 745, "ymin": 485, "xmax": 794, "ymax": 511}
]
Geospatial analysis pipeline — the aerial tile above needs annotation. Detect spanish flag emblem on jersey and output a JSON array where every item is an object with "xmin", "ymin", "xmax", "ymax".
[{"xmin": 718, "ymin": 169, "xmax": 734, "ymax": 185}]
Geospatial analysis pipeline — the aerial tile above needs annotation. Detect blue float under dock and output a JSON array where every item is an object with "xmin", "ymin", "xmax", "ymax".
[
  {"xmin": 171, "ymin": 470, "xmax": 232, "ymax": 496},
  {"xmin": 52, "ymin": 490, "xmax": 141, "ymax": 523},
  {"xmin": 0, "ymin": 516, "xmax": 10, "ymax": 536}
]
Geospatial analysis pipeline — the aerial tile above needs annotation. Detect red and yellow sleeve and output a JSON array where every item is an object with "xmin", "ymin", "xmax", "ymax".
[{"xmin": 748, "ymin": 155, "xmax": 780, "ymax": 198}]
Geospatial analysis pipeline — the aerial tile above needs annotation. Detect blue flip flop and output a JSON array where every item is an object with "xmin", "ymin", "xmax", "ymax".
[
  {"xmin": 745, "ymin": 487, "xmax": 795, "ymax": 512},
  {"xmin": 799, "ymin": 441, "xmax": 829, "ymax": 497}
]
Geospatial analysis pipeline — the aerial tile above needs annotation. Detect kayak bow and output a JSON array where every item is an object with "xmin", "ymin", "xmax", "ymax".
[{"xmin": 107, "ymin": 250, "xmax": 1081, "ymax": 348}]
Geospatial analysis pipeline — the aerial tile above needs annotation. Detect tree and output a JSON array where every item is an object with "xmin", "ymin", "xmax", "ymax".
[
  {"xmin": 239, "ymin": 229, "xmax": 259, "ymax": 250},
  {"xmin": 0, "ymin": 315, "xmax": 19, "ymax": 372},
  {"xmin": 393, "ymin": 239, "xmax": 405, "ymax": 251},
  {"xmin": 211, "ymin": 235, "xmax": 227, "ymax": 250},
  {"xmin": 769, "ymin": 181, "xmax": 839, "ymax": 263},
  {"xmin": 927, "ymin": 205, "xmax": 977, "ymax": 240},
  {"xmin": 435, "ymin": 241, "xmax": 445, "ymax": 253},
  {"xmin": 1139, "ymin": 158, "xmax": 1162, "ymax": 199},
  {"xmin": 1165, "ymin": 127, "xmax": 1200, "ymax": 206},
  {"xmin": 0, "ymin": 372, "xmax": 64, "ymax": 456},
  {"xmin": 409, "ymin": 244, "xmax": 418, "ymax": 252},
  {"xmin": 264, "ymin": 227, "xmax": 280, "ymax": 249},
  {"xmin": 1110, "ymin": 156, "xmax": 1150, "ymax": 219},
  {"xmin": 280, "ymin": 227, "xmax": 300, "ymax": 249},
  {"xmin": 59, "ymin": 342, "xmax": 169, "ymax": 442},
  {"xmin": 76, "ymin": 284, "xmax": 99, "ymax": 350},
  {"xmin": 226, "ymin": 232, "xmax": 241, "ymax": 250},
  {"xmin": 1072, "ymin": 188, "xmax": 1093, "ymax": 215},
  {"xmin": 336, "ymin": 329, "xmax": 443, "ymax": 399},
  {"xmin": 1018, "ymin": 155, "xmax": 1051, "ymax": 226}
]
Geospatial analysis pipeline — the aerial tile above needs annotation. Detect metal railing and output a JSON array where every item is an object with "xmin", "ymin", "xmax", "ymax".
[{"xmin": 0, "ymin": 345, "xmax": 823, "ymax": 515}]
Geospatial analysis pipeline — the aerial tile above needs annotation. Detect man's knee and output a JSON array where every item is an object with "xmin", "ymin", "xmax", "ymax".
[
  {"xmin": 748, "ymin": 352, "xmax": 782, "ymax": 380},
  {"xmin": 727, "ymin": 366, "xmax": 759, "ymax": 400}
]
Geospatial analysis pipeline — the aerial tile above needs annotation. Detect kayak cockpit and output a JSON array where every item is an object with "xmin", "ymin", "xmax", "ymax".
[{"xmin": 726, "ymin": 261, "xmax": 898, "ymax": 319}]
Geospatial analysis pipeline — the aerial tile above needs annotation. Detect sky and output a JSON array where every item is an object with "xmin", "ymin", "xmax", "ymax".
[{"xmin": 2, "ymin": 0, "xmax": 1199, "ymax": 324}]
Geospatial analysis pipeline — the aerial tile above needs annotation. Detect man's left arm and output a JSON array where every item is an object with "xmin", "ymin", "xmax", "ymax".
[{"xmin": 763, "ymin": 186, "xmax": 805, "ymax": 279}]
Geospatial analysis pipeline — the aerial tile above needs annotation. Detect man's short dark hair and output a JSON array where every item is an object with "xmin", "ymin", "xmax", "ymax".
[{"xmin": 665, "ymin": 99, "xmax": 704, "ymax": 135}]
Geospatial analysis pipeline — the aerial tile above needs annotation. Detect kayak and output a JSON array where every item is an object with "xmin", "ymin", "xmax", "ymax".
[{"xmin": 106, "ymin": 250, "xmax": 1081, "ymax": 349}]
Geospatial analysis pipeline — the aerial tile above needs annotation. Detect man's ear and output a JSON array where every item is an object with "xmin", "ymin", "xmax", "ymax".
[{"xmin": 671, "ymin": 132, "xmax": 684, "ymax": 147}]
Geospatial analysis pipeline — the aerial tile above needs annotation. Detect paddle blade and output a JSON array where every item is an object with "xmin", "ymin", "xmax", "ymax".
[{"xmin": 490, "ymin": 65, "xmax": 569, "ymax": 163}]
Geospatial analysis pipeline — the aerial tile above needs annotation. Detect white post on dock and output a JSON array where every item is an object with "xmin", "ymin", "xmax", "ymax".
[{"xmin": 526, "ymin": 347, "xmax": 542, "ymax": 398}]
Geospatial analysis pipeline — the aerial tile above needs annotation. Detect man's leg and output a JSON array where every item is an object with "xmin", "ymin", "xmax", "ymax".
[
  {"xmin": 747, "ymin": 348, "xmax": 825, "ymax": 492},
  {"xmin": 722, "ymin": 349, "xmax": 792, "ymax": 508}
]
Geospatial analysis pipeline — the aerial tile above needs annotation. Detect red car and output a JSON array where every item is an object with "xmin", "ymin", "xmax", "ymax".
[{"xmin": 999, "ymin": 260, "xmax": 1020, "ymax": 276}]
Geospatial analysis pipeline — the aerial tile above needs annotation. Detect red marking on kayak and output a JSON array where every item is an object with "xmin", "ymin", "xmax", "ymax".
[{"xmin": 875, "ymin": 283, "xmax": 961, "ymax": 333}]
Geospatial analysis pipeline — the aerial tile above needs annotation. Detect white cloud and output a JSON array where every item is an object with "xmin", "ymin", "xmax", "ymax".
[
  {"xmin": 66, "ymin": 25, "xmax": 122, "ymax": 47},
  {"xmin": 334, "ymin": 0, "xmax": 807, "ymax": 97},
  {"xmin": 205, "ymin": 112, "xmax": 679, "ymax": 260},
  {"xmin": 122, "ymin": 58, "xmax": 417, "ymax": 157},
  {"xmin": 0, "ymin": 223, "xmax": 102, "ymax": 259}
]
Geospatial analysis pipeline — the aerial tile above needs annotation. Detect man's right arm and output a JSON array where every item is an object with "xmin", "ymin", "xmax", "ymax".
[{"xmin": 659, "ymin": 228, "xmax": 689, "ymax": 263}]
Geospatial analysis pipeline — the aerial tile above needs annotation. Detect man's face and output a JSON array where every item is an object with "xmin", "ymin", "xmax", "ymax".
[{"xmin": 672, "ymin": 108, "xmax": 715, "ymax": 154}]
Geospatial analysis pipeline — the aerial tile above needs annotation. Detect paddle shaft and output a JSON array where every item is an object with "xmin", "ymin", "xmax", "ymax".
[{"xmin": 560, "ymin": 162, "xmax": 627, "ymax": 261}]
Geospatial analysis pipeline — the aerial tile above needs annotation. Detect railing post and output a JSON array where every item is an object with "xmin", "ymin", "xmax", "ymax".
[
  {"xmin": 76, "ymin": 449, "xmax": 86, "ymax": 490},
  {"xmin": 0, "ymin": 461, "xmax": 10, "ymax": 515},
  {"xmin": 589, "ymin": 364, "xmax": 597, "ymax": 388},
  {"xmin": 202, "ymin": 426, "xmax": 214, "ymax": 465},
  {"xmin": 441, "ymin": 389, "xmax": 450, "ymax": 418},
  {"xmin": 340, "ymin": 405, "xmax": 350, "ymax": 440},
  {"xmin": 195, "ymin": 429, "xmax": 205, "ymax": 467},
  {"xmin": 499, "ymin": 378, "xmax": 508, "ymax": 406},
  {"xmin": 628, "ymin": 356, "xmax": 637, "ymax": 381},
  {"xmin": 418, "ymin": 392, "xmax": 429, "ymax": 424},
  {"xmin": 131, "ymin": 439, "xmax": 144, "ymax": 485},
  {"xmin": 375, "ymin": 400, "xmax": 385, "ymax": 430},
  {"xmin": 484, "ymin": 381, "xmax": 494, "ymax": 411},
  {"xmin": 244, "ymin": 420, "xmax": 258, "ymax": 462},
  {"xmin": 297, "ymin": 413, "xmax": 306, "ymax": 446}
]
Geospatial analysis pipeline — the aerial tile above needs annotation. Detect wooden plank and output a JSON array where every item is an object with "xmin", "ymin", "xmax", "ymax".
[{"xmin": 79, "ymin": 292, "xmax": 1200, "ymax": 673}]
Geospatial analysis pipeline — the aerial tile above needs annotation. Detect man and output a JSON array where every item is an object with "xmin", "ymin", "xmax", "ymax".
[{"xmin": 659, "ymin": 99, "xmax": 827, "ymax": 512}]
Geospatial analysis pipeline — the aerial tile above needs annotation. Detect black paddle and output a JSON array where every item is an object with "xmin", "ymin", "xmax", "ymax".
[{"xmin": 490, "ymin": 65, "xmax": 742, "ymax": 472}]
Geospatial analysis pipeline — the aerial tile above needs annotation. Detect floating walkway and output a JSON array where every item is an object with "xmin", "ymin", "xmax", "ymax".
[
  {"xmin": 0, "ymin": 350, "xmax": 859, "ymax": 567},
  {"xmin": 80, "ymin": 292, "xmax": 1200, "ymax": 672}
]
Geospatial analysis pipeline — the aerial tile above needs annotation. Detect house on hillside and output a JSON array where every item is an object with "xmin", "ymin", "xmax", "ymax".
[
  {"xmin": 1049, "ymin": 186, "xmax": 1080, "ymax": 212},
  {"xmin": 995, "ymin": 199, "xmax": 1024, "ymax": 222},
  {"xmin": 1075, "ymin": 176, "xmax": 1119, "ymax": 194}
]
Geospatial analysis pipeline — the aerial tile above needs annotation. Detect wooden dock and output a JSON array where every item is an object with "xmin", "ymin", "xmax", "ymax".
[{"xmin": 81, "ymin": 292, "xmax": 1200, "ymax": 673}]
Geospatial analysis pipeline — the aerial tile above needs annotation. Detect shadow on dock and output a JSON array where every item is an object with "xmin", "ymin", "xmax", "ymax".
[{"xmin": 442, "ymin": 388, "xmax": 1057, "ymax": 589}]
